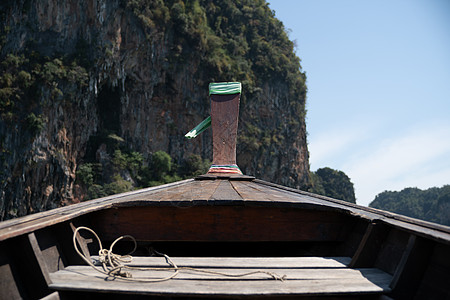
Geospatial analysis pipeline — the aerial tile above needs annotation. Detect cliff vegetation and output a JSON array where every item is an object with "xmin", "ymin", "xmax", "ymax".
[
  {"xmin": 369, "ymin": 185, "xmax": 450, "ymax": 226},
  {"xmin": 0, "ymin": 0, "xmax": 308, "ymax": 220},
  {"xmin": 309, "ymin": 167, "xmax": 356, "ymax": 204}
]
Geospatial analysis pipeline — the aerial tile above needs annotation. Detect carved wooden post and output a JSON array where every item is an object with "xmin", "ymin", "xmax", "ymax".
[{"xmin": 207, "ymin": 82, "xmax": 242, "ymax": 175}]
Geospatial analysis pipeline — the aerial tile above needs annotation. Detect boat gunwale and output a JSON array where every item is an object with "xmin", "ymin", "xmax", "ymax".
[
  {"xmin": 0, "ymin": 178, "xmax": 449, "ymax": 245},
  {"xmin": 254, "ymin": 179, "xmax": 450, "ymax": 236},
  {"xmin": 0, "ymin": 179, "xmax": 194, "ymax": 241}
]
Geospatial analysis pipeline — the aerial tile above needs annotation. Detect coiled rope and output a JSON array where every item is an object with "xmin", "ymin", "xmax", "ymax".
[{"xmin": 73, "ymin": 226, "xmax": 286, "ymax": 282}]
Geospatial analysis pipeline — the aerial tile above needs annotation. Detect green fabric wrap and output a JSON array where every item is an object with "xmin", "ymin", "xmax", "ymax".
[
  {"xmin": 209, "ymin": 82, "xmax": 241, "ymax": 95},
  {"xmin": 184, "ymin": 116, "xmax": 211, "ymax": 139}
]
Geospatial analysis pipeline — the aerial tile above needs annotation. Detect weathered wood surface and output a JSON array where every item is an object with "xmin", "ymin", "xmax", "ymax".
[
  {"xmin": 91, "ymin": 206, "xmax": 350, "ymax": 242},
  {"xmin": 210, "ymin": 180, "xmax": 242, "ymax": 201},
  {"xmin": 415, "ymin": 243, "xmax": 450, "ymax": 299},
  {"xmin": 389, "ymin": 235, "xmax": 434, "ymax": 299},
  {"xmin": 210, "ymin": 93, "xmax": 240, "ymax": 166},
  {"xmin": 253, "ymin": 179, "xmax": 450, "ymax": 240},
  {"xmin": 0, "ymin": 179, "xmax": 194, "ymax": 241},
  {"xmin": 90, "ymin": 256, "xmax": 352, "ymax": 268},
  {"xmin": 350, "ymin": 222, "xmax": 390, "ymax": 268},
  {"xmin": 2, "ymin": 177, "xmax": 450, "ymax": 245},
  {"xmin": 49, "ymin": 257, "xmax": 392, "ymax": 296},
  {"xmin": 2, "ymin": 176, "xmax": 450, "ymax": 299}
]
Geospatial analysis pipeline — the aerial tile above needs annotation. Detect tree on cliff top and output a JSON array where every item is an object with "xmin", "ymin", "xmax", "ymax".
[
  {"xmin": 369, "ymin": 185, "xmax": 450, "ymax": 226},
  {"xmin": 309, "ymin": 167, "xmax": 356, "ymax": 203}
]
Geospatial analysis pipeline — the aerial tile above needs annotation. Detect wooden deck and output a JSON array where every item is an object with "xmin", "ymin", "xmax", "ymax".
[
  {"xmin": 49, "ymin": 257, "xmax": 392, "ymax": 297},
  {"xmin": 1, "ymin": 177, "xmax": 449, "ymax": 299},
  {"xmin": 1, "ymin": 178, "xmax": 449, "ymax": 243}
]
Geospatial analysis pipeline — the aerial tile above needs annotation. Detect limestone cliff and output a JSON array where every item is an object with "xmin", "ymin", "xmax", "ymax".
[{"xmin": 0, "ymin": 0, "xmax": 309, "ymax": 220}]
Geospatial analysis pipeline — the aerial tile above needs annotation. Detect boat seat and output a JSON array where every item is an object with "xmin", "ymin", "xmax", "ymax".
[{"xmin": 49, "ymin": 256, "xmax": 392, "ymax": 298}]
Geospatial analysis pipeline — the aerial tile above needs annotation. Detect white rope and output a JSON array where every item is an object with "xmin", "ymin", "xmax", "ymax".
[{"xmin": 73, "ymin": 226, "xmax": 286, "ymax": 282}]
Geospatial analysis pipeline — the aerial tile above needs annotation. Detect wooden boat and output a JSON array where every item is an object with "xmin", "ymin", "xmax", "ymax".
[{"xmin": 1, "ymin": 83, "xmax": 449, "ymax": 299}]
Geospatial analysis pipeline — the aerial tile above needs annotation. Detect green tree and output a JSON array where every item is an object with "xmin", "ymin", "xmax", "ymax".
[
  {"xmin": 370, "ymin": 185, "xmax": 450, "ymax": 226},
  {"xmin": 434, "ymin": 186, "xmax": 450, "ymax": 225},
  {"xmin": 76, "ymin": 164, "xmax": 95, "ymax": 186},
  {"xmin": 152, "ymin": 150, "xmax": 172, "ymax": 179},
  {"xmin": 309, "ymin": 167, "xmax": 356, "ymax": 203},
  {"xmin": 181, "ymin": 154, "xmax": 210, "ymax": 177}
]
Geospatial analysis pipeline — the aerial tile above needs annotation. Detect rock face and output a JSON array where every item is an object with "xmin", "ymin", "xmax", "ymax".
[{"xmin": 0, "ymin": 0, "xmax": 309, "ymax": 220}]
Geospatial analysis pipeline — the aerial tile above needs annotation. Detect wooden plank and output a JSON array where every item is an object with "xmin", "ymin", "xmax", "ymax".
[
  {"xmin": 49, "ymin": 277, "xmax": 390, "ymax": 297},
  {"xmin": 254, "ymin": 179, "xmax": 450, "ymax": 238},
  {"xmin": 2, "ymin": 176, "xmax": 450, "ymax": 247},
  {"xmin": 48, "ymin": 257, "xmax": 392, "ymax": 296},
  {"xmin": 40, "ymin": 291, "xmax": 60, "ymax": 300},
  {"xmin": 237, "ymin": 181, "xmax": 323, "ymax": 204},
  {"xmin": 210, "ymin": 180, "xmax": 242, "ymax": 201},
  {"xmin": 350, "ymin": 222, "xmax": 390, "ymax": 268},
  {"xmin": 230, "ymin": 181, "xmax": 288, "ymax": 202},
  {"xmin": 53, "ymin": 221, "xmax": 87, "ymax": 266},
  {"xmin": 334, "ymin": 218, "xmax": 368, "ymax": 258},
  {"xmin": 377, "ymin": 217, "xmax": 450, "ymax": 245},
  {"xmin": 235, "ymin": 181, "xmax": 326, "ymax": 206},
  {"xmin": 89, "ymin": 256, "xmax": 352, "ymax": 268},
  {"xmin": 230, "ymin": 181, "xmax": 281, "ymax": 201},
  {"xmin": 8, "ymin": 234, "xmax": 51, "ymax": 298},
  {"xmin": 415, "ymin": 243, "xmax": 450, "ymax": 299},
  {"xmin": 70, "ymin": 222, "xmax": 91, "ymax": 263},
  {"xmin": 190, "ymin": 180, "xmax": 221, "ymax": 201},
  {"xmin": 28, "ymin": 232, "xmax": 52, "ymax": 285},
  {"xmin": 90, "ymin": 206, "xmax": 350, "ymax": 242},
  {"xmin": 374, "ymin": 228, "xmax": 410, "ymax": 274},
  {"xmin": 53, "ymin": 265, "xmax": 390, "ymax": 281},
  {"xmin": 0, "ymin": 241, "xmax": 25, "ymax": 299},
  {"xmin": 0, "ymin": 179, "xmax": 194, "ymax": 241},
  {"xmin": 144, "ymin": 180, "xmax": 219, "ymax": 202},
  {"xmin": 390, "ymin": 235, "xmax": 434, "ymax": 299}
]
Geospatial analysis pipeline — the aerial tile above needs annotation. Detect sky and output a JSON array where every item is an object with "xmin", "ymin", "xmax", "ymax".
[{"xmin": 267, "ymin": 0, "xmax": 450, "ymax": 206}]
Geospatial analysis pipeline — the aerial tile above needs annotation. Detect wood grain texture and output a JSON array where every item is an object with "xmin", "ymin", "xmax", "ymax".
[
  {"xmin": 49, "ymin": 257, "xmax": 392, "ymax": 297},
  {"xmin": 0, "ymin": 180, "xmax": 194, "ymax": 241},
  {"xmin": 210, "ymin": 93, "xmax": 240, "ymax": 166},
  {"xmin": 2, "ymin": 177, "xmax": 449, "ymax": 245},
  {"xmin": 91, "ymin": 206, "xmax": 350, "ymax": 242},
  {"xmin": 350, "ymin": 222, "xmax": 390, "ymax": 268},
  {"xmin": 90, "ymin": 256, "xmax": 352, "ymax": 268},
  {"xmin": 210, "ymin": 180, "xmax": 242, "ymax": 201},
  {"xmin": 390, "ymin": 235, "xmax": 434, "ymax": 299}
]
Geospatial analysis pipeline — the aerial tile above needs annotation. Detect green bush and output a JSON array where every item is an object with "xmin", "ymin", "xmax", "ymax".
[
  {"xmin": 17, "ymin": 70, "xmax": 32, "ymax": 87},
  {"xmin": 152, "ymin": 150, "xmax": 172, "ymax": 178},
  {"xmin": 309, "ymin": 167, "xmax": 356, "ymax": 203},
  {"xmin": 76, "ymin": 164, "xmax": 95, "ymax": 186},
  {"xmin": 104, "ymin": 175, "xmax": 134, "ymax": 195},
  {"xmin": 0, "ymin": 52, "xmax": 88, "ymax": 128},
  {"xmin": 1, "ymin": 73, "xmax": 14, "ymax": 87},
  {"xmin": 25, "ymin": 112, "xmax": 46, "ymax": 135},
  {"xmin": 88, "ymin": 184, "xmax": 107, "ymax": 199},
  {"xmin": 182, "ymin": 154, "xmax": 210, "ymax": 176},
  {"xmin": 112, "ymin": 149, "xmax": 128, "ymax": 171}
]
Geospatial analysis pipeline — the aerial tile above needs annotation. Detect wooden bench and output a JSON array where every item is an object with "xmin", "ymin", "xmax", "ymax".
[{"xmin": 49, "ymin": 256, "xmax": 392, "ymax": 297}]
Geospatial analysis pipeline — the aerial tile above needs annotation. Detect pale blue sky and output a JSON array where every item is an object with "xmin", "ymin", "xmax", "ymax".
[{"xmin": 268, "ymin": 0, "xmax": 450, "ymax": 206}]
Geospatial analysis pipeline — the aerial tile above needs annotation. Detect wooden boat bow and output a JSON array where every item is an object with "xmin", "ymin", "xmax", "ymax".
[
  {"xmin": 1, "ymin": 176, "xmax": 449, "ymax": 299},
  {"xmin": 1, "ymin": 82, "xmax": 449, "ymax": 299}
]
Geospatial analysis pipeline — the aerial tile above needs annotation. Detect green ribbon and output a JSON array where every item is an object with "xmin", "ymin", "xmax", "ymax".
[
  {"xmin": 184, "ymin": 116, "xmax": 211, "ymax": 139},
  {"xmin": 209, "ymin": 82, "xmax": 241, "ymax": 95},
  {"xmin": 185, "ymin": 82, "xmax": 241, "ymax": 139}
]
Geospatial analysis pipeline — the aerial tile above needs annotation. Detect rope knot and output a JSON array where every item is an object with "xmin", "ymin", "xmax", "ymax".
[{"xmin": 109, "ymin": 267, "xmax": 132, "ymax": 278}]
